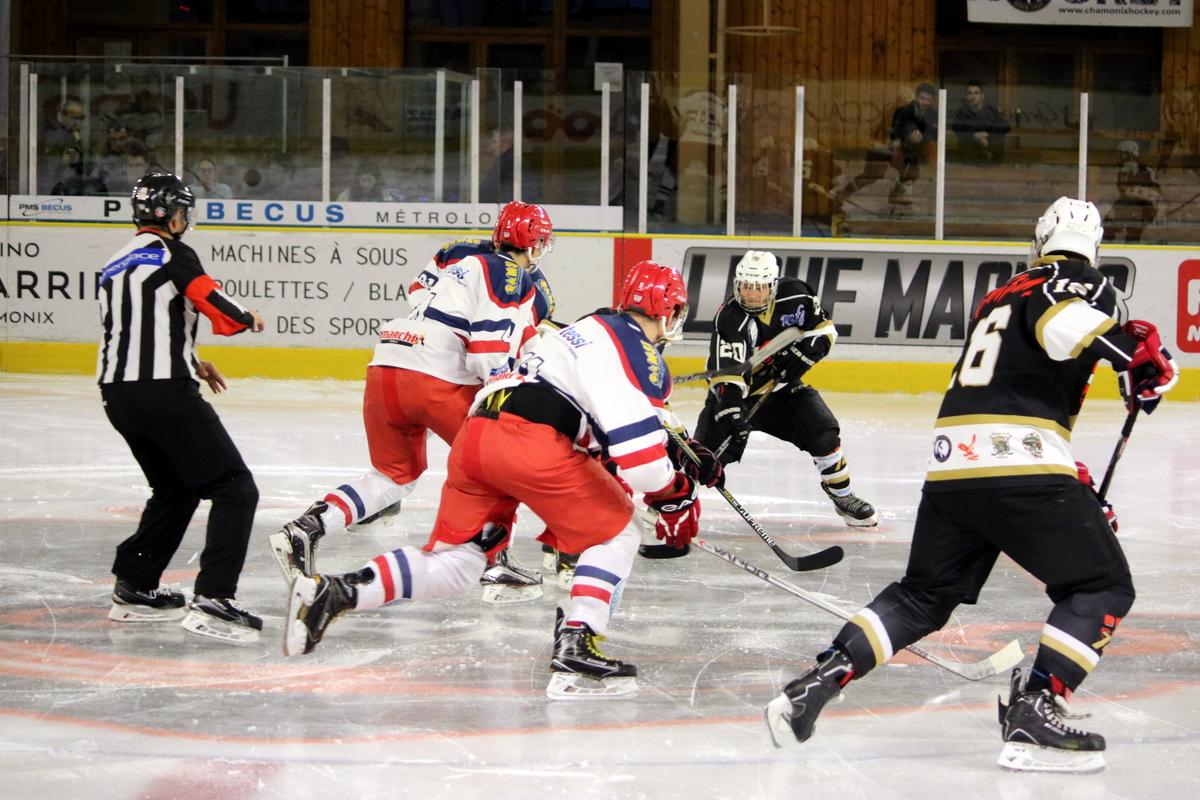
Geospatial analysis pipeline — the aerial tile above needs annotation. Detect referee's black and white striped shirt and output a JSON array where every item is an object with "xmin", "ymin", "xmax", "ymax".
[{"xmin": 97, "ymin": 230, "xmax": 254, "ymax": 385}]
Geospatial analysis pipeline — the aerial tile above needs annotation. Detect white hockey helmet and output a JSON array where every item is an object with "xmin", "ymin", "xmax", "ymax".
[
  {"xmin": 1032, "ymin": 196, "xmax": 1104, "ymax": 266},
  {"xmin": 734, "ymin": 250, "xmax": 780, "ymax": 313}
]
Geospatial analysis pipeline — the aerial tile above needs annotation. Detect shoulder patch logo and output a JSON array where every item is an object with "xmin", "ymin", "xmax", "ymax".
[
  {"xmin": 933, "ymin": 434, "xmax": 952, "ymax": 463},
  {"xmin": 780, "ymin": 309, "xmax": 806, "ymax": 328},
  {"xmin": 641, "ymin": 340, "xmax": 663, "ymax": 388}
]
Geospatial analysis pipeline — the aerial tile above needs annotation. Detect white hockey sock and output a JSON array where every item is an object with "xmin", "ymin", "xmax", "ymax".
[
  {"xmin": 353, "ymin": 542, "xmax": 487, "ymax": 609},
  {"xmin": 323, "ymin": 470, "xmax": 417, "ymax": 530},
  {"xmin": 814, "ymin": 448, "xmax": 851, "ymax": 495},
  {"xmin": 566, "ymin": 521, "xmax": 640, "ymax": 636}
]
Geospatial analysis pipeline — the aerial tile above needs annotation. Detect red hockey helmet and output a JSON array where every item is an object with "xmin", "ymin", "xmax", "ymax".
[
  {"xmin": 492, "ymin": 201, "xmax": 554, "ymax": 261},
  {"xmin": 619, "ymin": 260, "xmax": 689, "ymax": 342}
]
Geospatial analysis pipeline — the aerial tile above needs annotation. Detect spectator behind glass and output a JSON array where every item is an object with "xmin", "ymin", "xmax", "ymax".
[
  {"xmin": 107, "ymin": 140, "xmax": 151, "ymax": 197},
  {"xmin": 337, "ymin": 161, "xmax": 385, "ymax": 202},
  {"xmin": 950, "ymin": 81, "xmax": 1011, "ymax": 163},
  {"xmin": 50, "ymin": 145, "xmax": 108, "ymax": 196},
  {"xmin": 92, "ymin": 117, "xmax": 131, "ymax": 188},
  {"xmin": 835, "ymin": 83, "xmax": 937, "ymax": 208},
  {"xmin": 192, "ymin": 157, "xmax": 233, "ymax": 199},
  {"xmin": 258, "ymin": 152, "xmax": 306, "ymax": 200},
  {"xmin": 1104, "ymin": 140, "xmax": 1160, "ymax": 243},
  {"xmin": 41, "ymin": 99, "xmax": 87, "ymax": 193}
]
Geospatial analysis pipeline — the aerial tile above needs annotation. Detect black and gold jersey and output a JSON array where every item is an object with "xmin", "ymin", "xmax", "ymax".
[
  {"xmin": 705, "ymin": 277, "xmax": 837, "ymax": 398},
  {"xmin": 926, "ymin": 256, "xmax": 1139, "ymax": 491}
]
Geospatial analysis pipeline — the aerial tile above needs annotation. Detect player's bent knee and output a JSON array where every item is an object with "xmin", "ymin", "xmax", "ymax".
[
  {"xmin": 1069, "ymin": 582, "xmax": 1135, "ymax": 622},
  {"xmin": 807, "ymin": 428, "xmax": 842, "ymax": 458}
]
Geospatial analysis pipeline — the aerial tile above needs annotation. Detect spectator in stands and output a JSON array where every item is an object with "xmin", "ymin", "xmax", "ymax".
[
  {"xmin": 1105, "ymin": 140, "xmax": 1160, "ymax": 243},
  {"xmin": 835, "ymin": 83, "xmax": 937, "ymax": 208},
  {"xmin": 192, "ymin": 157, "xmax": 234, "ymax": 199},
  {"xmin": 951, "ymin": 81, "xmax": 1011, "ymax": 163},
  {"xmin": 259, "ymin": 152, "xmax": 305, "ymax": 200},
  {"xmin": 107, "ymin": 140, "xmax": 152, "ymax": 197},
  {"xmin": 337, "ymin": 161, "xmax": 385, "ymax": 202},
  {"xmin": 478, "ymin": 129, "xmax": 515, "ymax": 203},
  {"xmin": 92, "ymin": 116, "xmax": 131, "ymax": 189},
  {"xmin": 41, "ymin": 99, "xmax": 88, "ymax": 193},
  {"xmin": 50, "ymin": 145, "xmax": 108, "ymax": 196}
]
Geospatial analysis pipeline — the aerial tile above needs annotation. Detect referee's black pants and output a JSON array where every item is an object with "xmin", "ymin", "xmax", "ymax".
[{"xmin": 101, "ymin": 379, "xmax": 258, "ymax": 599}]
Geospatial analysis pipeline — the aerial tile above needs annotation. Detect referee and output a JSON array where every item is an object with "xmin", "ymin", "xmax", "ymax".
[{"xmin": 99, "ymin": 171, "xmax": 265, "ymax": 644}]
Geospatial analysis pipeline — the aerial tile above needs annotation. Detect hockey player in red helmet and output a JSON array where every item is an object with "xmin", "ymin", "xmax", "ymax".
[{"xmin": 284, "ymin": 258, "xmax": 724, "ymax": 700}]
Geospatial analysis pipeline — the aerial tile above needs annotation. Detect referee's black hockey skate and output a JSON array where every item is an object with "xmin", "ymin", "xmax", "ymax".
[
  {"xmin": 269, "ymin": 501, "xmax": 328, "ymax": 583},
  {"xmin": 765, "ymin": 646, "xmax": 854, "ymax": 746},
  {"xmin": 181, "ymin": 595, "xmax": 262, "ymax": 644},
  {"xmin": 546, "ymin": 608, "xmax": 638, "ymax": 700},
  {"xmin": 108, "ymin": 579, "xmax": 186, "ymax": 622},
  {"xmin": 996, "ymin": 668, "xmax": 1106, "ymax": 774},
  {"xmin": 479, "ymin": 548, "xmax": 543, "ymax": 604},
  {"xmin": 284, "ymin": 572, "xmax": 360, "ymax": 656},
  {"xmin": 822, "ymin": 484, "xmax": 878, "ymax": 527}
]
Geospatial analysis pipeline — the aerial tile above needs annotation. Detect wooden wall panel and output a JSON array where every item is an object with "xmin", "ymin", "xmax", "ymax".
[
  {"xmin": 309, "ymin": 0, "xmax": 402, "ymax": 68},
  {"xmin": 1163, "ymin": 23, "xmax": 1200, "ymax": 155}
]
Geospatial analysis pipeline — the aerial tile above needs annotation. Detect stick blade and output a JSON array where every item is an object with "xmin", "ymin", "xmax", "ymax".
[
  {"xmin": 941, "ymin": 638, "xmax": 1026, "ymax": 681},
  {"xmin": 779, "ymin": 544, "xmax": 844, "ymax": 572}
]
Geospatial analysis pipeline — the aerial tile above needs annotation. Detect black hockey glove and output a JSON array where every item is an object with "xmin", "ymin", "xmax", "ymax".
[
  {"xmin": 711, "ymin": 385, "xmax": 751, "ymax": 464},
  {"xmin": 666, "ymin": 434, "xmax": 725, "ymax": 488},
  {"xmin": 770, "ymin": 338, "xmax": 825, "ymax": 385}
]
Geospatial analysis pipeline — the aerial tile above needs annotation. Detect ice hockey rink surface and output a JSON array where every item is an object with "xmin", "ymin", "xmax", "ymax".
[{"xmin": 1, "ymin": 372, "xmax": 1197, "ymax": 800}]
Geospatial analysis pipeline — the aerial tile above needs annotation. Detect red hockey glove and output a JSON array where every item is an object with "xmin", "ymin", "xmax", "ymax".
[
  {"xmin": 666, "ymin": 435, "xmax": 725, "ymax": 488},
  {"xmin": 1075, "ymin": 460, "xmax": 1118, "ymax": 533},
  {"xmin": 1118, "ymin": 320, "xmax": 1178, "ymax": 415},
  {"xmin": 645, "ymin": 472, "xmax": 701, "ymax": 548}
]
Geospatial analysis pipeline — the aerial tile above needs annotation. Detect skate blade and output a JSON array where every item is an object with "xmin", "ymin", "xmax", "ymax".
[
  {"xmin": 545, "ymin": 672, "xmax": 638, "ymax": 701},
  {"xmin": 267, "ymin": 532, "xmax": 303, "ymax": 585},
  {"xmin": 282, "ymin": 575, "xmax": 319, "ymax": 657},
  {"xmin": 997, "ymin": 742, "xmax": 1106, "ymax": 774},
  {"xmin": 180, "ymin": 609, "xmax": 260, "ymax": 644},
  {"xmin": 481, "ymin": 584, "xmax": 544, "ymax": 604},
  {"xmin": 108, "ymin": 603, "xmax": 185, "ymax": 623},
  {"xmin": 764, "ymin": 693, "xmax": 798, "ymax": 748},
  {"xmin": 840, "ymin": 512, "xmax": 878, "ymax": 528}
]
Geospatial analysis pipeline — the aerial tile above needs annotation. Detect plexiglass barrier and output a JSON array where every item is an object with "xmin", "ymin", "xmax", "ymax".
[{"xmin": 8, "ymin": 62, "xmax": 1197, "ymax": 243}]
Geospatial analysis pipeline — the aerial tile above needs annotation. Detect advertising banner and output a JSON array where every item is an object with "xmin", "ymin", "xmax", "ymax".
[{"xmin": 966, "ymin": 0, "xmax": 1192, "ymax": 28}]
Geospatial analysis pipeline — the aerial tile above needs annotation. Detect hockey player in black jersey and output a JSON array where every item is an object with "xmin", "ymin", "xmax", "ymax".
[
  {"xmin": 694, "ymin": 250, "xmax": 876, "ymax": 527},
  {"xmin": 763, "ymin": 197, "xmax": 1179, "ymax": 773}
]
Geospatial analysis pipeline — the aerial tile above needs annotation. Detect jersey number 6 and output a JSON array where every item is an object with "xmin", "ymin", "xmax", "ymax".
[{"xmin": 957, "ymin": 305, "xmax": 1013, "ymax": 387}]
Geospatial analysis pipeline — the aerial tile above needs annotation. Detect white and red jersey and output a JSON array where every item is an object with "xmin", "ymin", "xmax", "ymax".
[
  {"xmin": 371, "ymin": 250, "xmax": 541, "ymax": 385},
  {"xmin": 474, "ymin": 311, "xmax": 677, "ymax": 496}
]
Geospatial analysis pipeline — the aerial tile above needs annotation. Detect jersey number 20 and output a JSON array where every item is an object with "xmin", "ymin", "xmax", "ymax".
[{"xmin": 958, "ymin": 305, "xmax": 1012, "ymax": 387}]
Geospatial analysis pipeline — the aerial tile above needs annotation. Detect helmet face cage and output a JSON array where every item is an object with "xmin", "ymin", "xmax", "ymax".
[
  {"xmin": 492, "ymin": 201, "xmax": 555, "ymax": 265},
  {"xmin": 620, "ymin": 260, "xmax": 689, "ymax": 343},
  {"xmin": 131, "ymin": 172, "xmax": 195, "ymax": 229},
  {"xmin": 1032, "ymin": 196, "xmax": 1103, "ymax": 266},
  {"xmin": 733, "ymin": 250, "xmax": 780, "ymax": 313}
]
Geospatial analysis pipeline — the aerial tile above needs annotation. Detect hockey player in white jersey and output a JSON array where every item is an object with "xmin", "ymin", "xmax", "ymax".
[
  {"xmin": 284, "ymin": 261, "xmax": 724, "ymax": 699},
  {"xmin": 269, "ymin": 202, "xmax": 552, "ymax": 595}
]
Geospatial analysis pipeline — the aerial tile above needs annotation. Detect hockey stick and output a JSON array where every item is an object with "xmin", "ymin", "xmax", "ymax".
[
  {"xmin": 673, "ymin": 327, "xmax": 802, "ymax": 384},
  {"xmin": 694, "ymin": 538, "xmax": 1025, "ymax": 681},
  {"xmin": 667, "ymin": 429, "xmax": 844, "ymax": 572},
  {"xmin": 1097, "ymin": 407, "xmax": 1139, "ymax": 502}
]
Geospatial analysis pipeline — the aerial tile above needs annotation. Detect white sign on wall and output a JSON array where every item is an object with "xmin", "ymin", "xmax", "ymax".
[{"xmin": 967, "ymin": 0, "xmax": 1193, "ymax": 28}]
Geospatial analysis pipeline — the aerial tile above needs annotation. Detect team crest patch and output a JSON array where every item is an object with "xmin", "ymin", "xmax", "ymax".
[
  {"xmin": 957, "ymin": 435, "xmax": 979, "ymax": 461},
  {"xmin": 933, "ymin": 435, "xmax": 952, "ymax": 463},
  {"xmin": 1021, "ymin": 432, "xmax": 1044, "ymax": 458},
  {"xmin": 990, "ymin": 433, "xmax": 1013, "ymax": 458},
  {"xmin": 640, "ymin": 341, "xmax": 663, "ymax": 387},
  {"xmin": 780, "ymin": 310, "xmax": 806, "ymax": 328}
]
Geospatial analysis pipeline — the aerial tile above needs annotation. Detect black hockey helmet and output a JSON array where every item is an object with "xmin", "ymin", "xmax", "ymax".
[{"xmin": 131, "ymin": 171, "xmax": 195, "ymax": 227}]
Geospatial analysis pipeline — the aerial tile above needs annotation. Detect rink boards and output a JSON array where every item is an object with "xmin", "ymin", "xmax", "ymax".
[{"xmin": 1, "ymin": 195, "xmax": 1196, "ymax": 398}]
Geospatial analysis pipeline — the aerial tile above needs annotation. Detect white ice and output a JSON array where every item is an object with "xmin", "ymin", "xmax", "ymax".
[{"xmin": 1, "ymin": 372, "xmax": 1197, "ymax": 799}]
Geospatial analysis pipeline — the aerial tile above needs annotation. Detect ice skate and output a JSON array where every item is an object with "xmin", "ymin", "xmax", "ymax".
[
  {"xmin": 996, "ymin": 668, "xmax": 1106, "ymax": 774},
  {"xmin": 822, "ymin": 484, "xmax": 878, "ymax": 527},
  {"xmin": 541, "ymin": 543, "xmax": 558, "ymax": 570},
  {"xmin": 555, "ymin": 550, "xmax": 580, "ymax": 590},
  {"xmin": 546, "ymin": 608, "xmax": 638, "ymax": 700},
  {"xmin": 480, "ymin": 548, "xmax": 543, "ymax": 604},
  {"xmin": 181, "ymin": 595, "xmax": 262, "ymax": 644},
  {"xmin": 284, "ymin": 573, "xmax": 358, "ymax": 656},
  {"xmin": 765, "ymin": 646, "xmax": 854, "ymax": 747},
  {"xmin": 269, "ymin": 501, "xmax": 328, "ymax": 582},
  {"xmin": 107, "ymin": 579, "xmax": 186, "ymax": 623}
]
